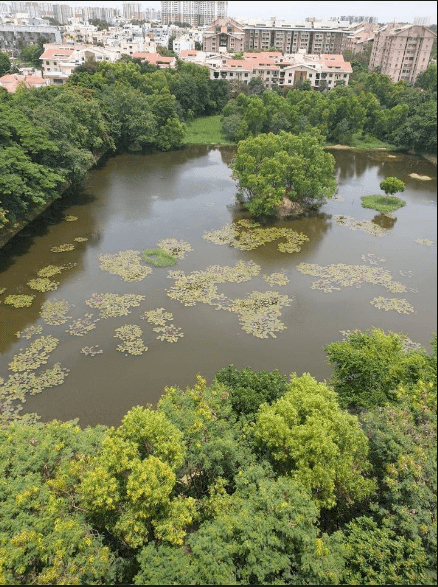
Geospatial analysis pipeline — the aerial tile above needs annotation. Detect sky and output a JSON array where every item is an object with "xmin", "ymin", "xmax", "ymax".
[{"xmin": 43, "ymin": 1, "xmax": 438, "ymax": 25}]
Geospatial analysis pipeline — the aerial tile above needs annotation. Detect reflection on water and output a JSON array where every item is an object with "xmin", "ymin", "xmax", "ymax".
[{"xmin": 0, "ymin": 147, "xmax": 436, "ymax": 427}]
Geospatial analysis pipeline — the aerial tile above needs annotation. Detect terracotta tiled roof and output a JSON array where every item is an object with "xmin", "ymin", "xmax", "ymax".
[
  {"xmin": 132, "ymin": 52, "xmax": 175, "ymax": 64},
  {"xmin": 0, "ymin": 74, "xmax": 49, "ymax": 93},
  {"xmin": 40, "ymin": 48, "xmax": 74, "ymax": 59}
]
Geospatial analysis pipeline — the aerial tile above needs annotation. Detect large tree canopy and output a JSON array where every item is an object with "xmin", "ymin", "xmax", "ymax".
[{"xmin": 231, "ymin": 131, "xmax": 337, "ymax": 216}]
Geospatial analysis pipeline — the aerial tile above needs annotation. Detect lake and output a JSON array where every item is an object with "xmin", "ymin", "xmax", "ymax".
[{"xmin": 0, "ymin": 146, "xmax": 436, "ymax": 427}]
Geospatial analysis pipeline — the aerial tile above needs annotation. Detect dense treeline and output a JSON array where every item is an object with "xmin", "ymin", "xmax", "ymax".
[
  {"xmin": 221, "ymin": 66, "xmax": 437, "ymax": 153},
  {"xmin": 0, "ymin": 328, "xmax": 436, "ymax": 585},
  {"xmin": 0, "ymin": 60, "xmax": 230, "ymax": 230}
]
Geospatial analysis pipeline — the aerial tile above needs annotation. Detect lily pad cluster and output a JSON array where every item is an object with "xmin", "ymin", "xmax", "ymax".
[
  {"xmin": 81, "ymin": 345, "xmax": 103, "ymax": 357},
  {"xmin": 37, "ymin": 264, "xmax": 74, "ymax": 278},
  {"xmin": 41, "ymin": 299, "xmax": 72, "ymax": 326},
  {"xmin": 142, "ymin": 308, "xmax": 184, "ymax": 343},
  {"xmin": 64, "ymin": 215, "xmax": 78, "ymax": 221},
  {"xmin": 203, "ymin": 221, "xmax": 309, "ymax": 252},
  {"xmin": 16, "ymin": 325, "xmax": 44, "ymax": 340},
  {"xmin": 225, "ymin": 291, "xmax": 292, "ymax": 339},
  {"xmin": 74, "ymin": 237, "xmax": 88, "ymax": 242},
  {"xmin": 27, "ymin": 277, "xmax": 60, "ymax": 292},
  {"xmin": 66, "ymin": 314, "xmax": 99, "ymax": 336},
  {"xmin": 415, "ymin": 239, "xmax": 434, "ymax": 246},
  {"xmin": 51, "ymin": 244, "xmax": 75, "ymax": 252},
  {"xmin": 166, "ymin": 261, "xmax": 261, "ymax": 307},
  {"xmin": 114, "ymin": 324, "xmax": 148, "ymax": 355},
  {"xmin": 0, "ymin": 287, "xmax": 6, "ymax": 295},
  {"xmin": 262, "ymin": 272, "xmax": 289, "ymax": 287},
  {"xmin": 296, "ymin": 263, "xmax": 406, "ymax": 294},
  {"xmin": 156, "ymin": 238, "xmax": 193, "ymax": 259},
  {"xmin": 360, "ymin": 253, "xmax": 386, "ymax": 265},
  {"xmin": 333, "ymin": 215, "xmax": 387, "ymax": 237},
  {"xmin": 8, "ymin": 335, "xmax": 59, "ymax": 372},
  {"xmin": 0, "ymin": 363, "xmax": 69, "ymax": 424},
  {"xmin": 99, "ymin": 250, "xmax": 153, "ymax": 282},
  {"xmin": 85, "ymin": 293, "xmax": 145, "ymax": 319},
  {"xmin": 3, "ymin": 294, "xmax": 35, "ymax": 308},
  {"xmin": 369, "ymin": 296, "xmax": 416, "ymax": 315}
]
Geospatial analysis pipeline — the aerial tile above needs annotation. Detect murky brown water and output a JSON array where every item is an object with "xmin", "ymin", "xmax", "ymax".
[{"xmin": 0, "ymin": 146, "xmax": 436, "ymax": 427}]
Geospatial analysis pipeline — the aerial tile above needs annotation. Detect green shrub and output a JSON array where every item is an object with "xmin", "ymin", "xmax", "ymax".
[
  {"xmin": 142, "ymin": 248, "xmax": 177, "ymax": 267},
  {"xmin": 361, "ymin": 194, "xmax": 406, "ymax": 213}
]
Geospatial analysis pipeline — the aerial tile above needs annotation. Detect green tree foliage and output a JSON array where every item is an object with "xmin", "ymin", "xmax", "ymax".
[
  {"xmin": 0, "ymin": 419, "xmax": 119, "ymax": 584},
  {"xmin": 0, "ymin": 51, "xmax": 11, "ymax": 76},
  {"xmin": 380, "ymin": 176, "xmax": 406, "ymax": 196},
  {"xmin": 213, "ymin": 365, "xmax": 289, "ymax": 418},
  {"xmin": 415, "ymin": 63, "xmax": 437, "ymax": 94},
  {"xmin": 231, "ymin": 131, "xmax": 337, "ymax": 216},
  {"xmin": 325, "ymin": 329, "xmax": 436, "ymax": 409},
  {"xmin": 19, "ymin": 44, "xmax": 43, "ymax": 68},
  {"xmin": 254, "ymin": 374, "xmax": 375, "ymax": 509}
]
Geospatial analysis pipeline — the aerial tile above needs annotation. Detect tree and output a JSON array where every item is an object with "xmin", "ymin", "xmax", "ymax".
[
  {"xmin": 380, "ymin": 176, "xmax": 405, "ymax": 196},
  {"xmin": 254, "ymin": 374, "xmax": 375, "ymax": 509},
  {"xmin": 231, "ymin": 130, "xmax": 337, "ymax": 216},
  {"xmin": 415, "ymin": 63, "xmax": 437, "ymax": 93},
  {"xmin": 0, "ymin": 51, "xmax": 11, "ymax": 76},
  {"xmin": 20, "ymin": 44, "xmax": 44, "ymax": 68},
  {"xmin": 324, "ymin": 329, "xmax": 434, "ymax": 409}
]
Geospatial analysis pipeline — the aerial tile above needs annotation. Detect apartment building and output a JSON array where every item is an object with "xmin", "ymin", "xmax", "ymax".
[
  {"xmin": 132, "ymin": 51, "xmax": 177, "ymax": 68},
  {"xmin": 161, "ymin": 1, "xmax": 227, "ymax": 26},
  {"xmin": 0, "ymin": 22, "xmax": 61, "ymax": 52},
  {"xmin": 344, "ymin": 21, "xmax": 379, "ymax": 54},
  {"xmin": 369, "ymin": 23, "xmax": 436, "ymax": 82},
  {"xmin": 203, "ymin": 17, "xmax": 349, "ymax": 54},
  {"xmin": 0, "ymin": 70, "xmax": 50, "ymax": 92}
]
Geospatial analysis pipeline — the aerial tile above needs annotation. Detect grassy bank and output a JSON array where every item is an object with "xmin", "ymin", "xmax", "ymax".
[{"xmin": 184, "ymin": 115, "xmax": 235, "ymax": 145}]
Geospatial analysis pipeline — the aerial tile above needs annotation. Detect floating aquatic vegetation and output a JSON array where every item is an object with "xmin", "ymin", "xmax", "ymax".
[
  {"xmin": 360, "ymin": 253, "xmax": 386, "ymax": 265},
  {"xmin": 142, "ymin": 307, "xmax": 174, "ymax": 326},
  {"xmin": 203, "ymin": 222, "xmax": 309, "ymax": 253},
  {"xmin": 64, "ymin": 215, "xmax": 78, "ymax": 221},
  {"xmin": 38, "ymin": 265, "xmax": 63, "ymax": 278},
  {"xmin": 333, "ymin": 215, "xmax": 387, "ymax": 237},
  {"xmin": 361, "ymin": 195, "xmax": 406, "ymax": 213},
  {"xmin": 81, "ymin": 346, "xmax": 103, "ymax": 356},
  {"xmin": 16, "ymin": 325, "xmax": 43, "ymax": 340},
  {"xmin": 85, "ymin": 293, "xmax": 145, "ymax": 319},
  {"xmin": 142, "ymin": 248, "xmax": 177, "ymax": 267},
  {"xmin": 4, "ymin": 294, "xmax": 35, "ymax": 308},
  {"xmin": 99, "ymin": 250, "xmax": 153, "ymax": 282},
  {"xmin": 370, "ymin": 296, "xmax": 415, "ymax": 315},
  {"xmin": 296, "ymin": 263, "xmax": 406, "ymax": 294},
  {"xmin": 114, "ymin": 324, "xmax": 148, "ymax": 355},
  {"xmin": 167, "ymin": 270, "xmax": 186, "ymax": 280},
  {"xmin": 415, "ymin": 239, "xmax": 434, "ymax": 246},
  {"xmin": 74, "ymin": 237, "xmax": 88, "ymax": 242},
  {"xmin": 166, "ymin": 261, "xmax": 261, "ymax": 307},
  {"xmin": 227, "ymin": 291, "xmax": 292, "ymax": 339},
  {"xmin": 141, "ymin": 307, "xmax": 184, "ymax": 342},
  {"xmin": 0, "ymin": 287, "xmax": 6, "ymax": 295},
  {"xmin": 27, "ymin": 277, "xmax": 59, "ymax": 292},
  {"xmin": 66, "ymin": 314, "xmax": 99, "ymax": 336},
  {"xmin": 400, "ymin": 336, "xmax": 423, "ymax": 353},
  {"xmin": 153, "ymin": 325, "xmax": 184, "ymax": 343},
  {"xmin": 8, "ymin": 335, "xmax": 59, "ymax": 372},
  {"xmin": 40, "ymin": 299, "xmax": 72, "ymax": 326},
  {"xmin": 0, "ymin": 363, "xmax": 69, "ymax": 423},
  {"xmin": 409, "ymin": 173, "xmax": 433, "ymax": 180},
  {"xmin": 262, "ymin": 272, "xmax": 289, "ymax": 287},
  {"xmin": 51, "ymin": 244, "xmax": 75, "ymax": 252},
  {"xmin": 156, "ymin": 238, "xmax": 193, "ymax": 260},
  {"xmin": 383, "ymin": 212, "xmax": 396, "ymax": 219}
]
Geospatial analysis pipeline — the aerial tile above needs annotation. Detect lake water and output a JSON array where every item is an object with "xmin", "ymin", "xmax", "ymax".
[{"xmin": 0, "ymin": 146, "xmax": 436, "ymax": 427}]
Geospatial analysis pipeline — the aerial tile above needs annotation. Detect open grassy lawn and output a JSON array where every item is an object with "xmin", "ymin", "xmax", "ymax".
[
  {"xmin": 348, "ymin": 133, "xmax": 398, "ymax": 151},
  {"xmin": 361, "ymin": 195, "xmax": 406, "ymax": 213},
  {"xmin": 184, "ymin": 115, "xmax": 235, "ymax": 145}
]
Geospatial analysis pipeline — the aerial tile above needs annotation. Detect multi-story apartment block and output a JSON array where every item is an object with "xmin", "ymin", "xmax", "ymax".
[
  {"xmin": 203, "ymin": 17, "xmax": 349, "ymax": 54},
  {"xmin": 344, "ymin": 21, "xmax": 379, "ymax": 54},
  {"xmin": 161, "ymin": 1, "xmax": 227, "ymax": 26},
  {"xmin": 0, "ymin": 22, "xmax": 61, "ymax": 52},
  {"xmin": 369, "ymin": 23, "xmax": 436, "ymax": 83},
  {"xmin": 53, "ymin": 3, "xmax": 72, "ymax": 24}
]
